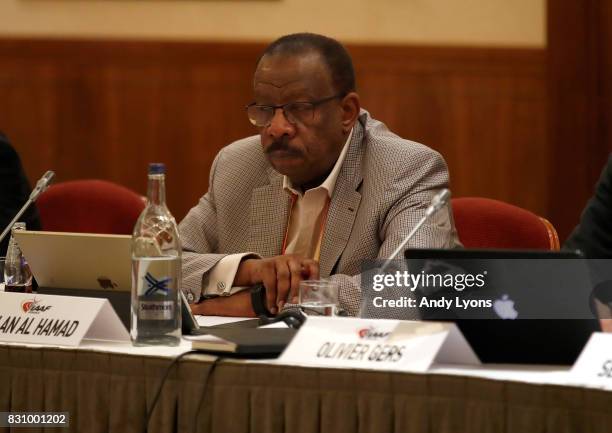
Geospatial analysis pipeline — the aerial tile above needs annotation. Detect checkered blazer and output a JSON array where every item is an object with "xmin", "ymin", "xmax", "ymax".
[{"xmin": 179, "ymin": 110, "xmax": 461, "ymax": 316}]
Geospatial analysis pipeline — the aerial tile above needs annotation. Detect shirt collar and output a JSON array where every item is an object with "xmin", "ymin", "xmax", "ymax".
[{"xmin": 283, "ymin": 128, "xmax": 353, "ymax": 198}]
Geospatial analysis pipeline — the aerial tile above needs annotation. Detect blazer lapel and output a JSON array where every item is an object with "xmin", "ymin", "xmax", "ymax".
[
  {"xmin": 319, "ymin": 117, "xmax": 366, "ymax": 277},
  {"xmin": 248, "ymin": 168, "xmax": 291, "ymax": 257}
]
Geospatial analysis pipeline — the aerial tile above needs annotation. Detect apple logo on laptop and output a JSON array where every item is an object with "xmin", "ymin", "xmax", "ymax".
[{"xmin": 493, "ymin": 294, "xmax": 518, "ymax": 319}]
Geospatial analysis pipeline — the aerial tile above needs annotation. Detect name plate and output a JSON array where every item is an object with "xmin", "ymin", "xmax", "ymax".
[
  {"xmin": 0, "ymin": 292, "xmax": 129, "ymax": 347},
  {"xmin": 279, "ymin": 317, "xmax": 479, "ymax": 372},
  {"xmin": 571, "ymin": 333, "xmax": 612, "ymax": 389}
]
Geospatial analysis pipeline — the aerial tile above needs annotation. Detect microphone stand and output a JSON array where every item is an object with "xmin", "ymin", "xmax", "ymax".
[
  {"xmin": 379, "ymin": 188, "xmax": 451, "ymax": 273},
  {"xmin": 0, "ymin": 170, "xmax": 55, "ymax": 244},
  {"xmin": 0, "ymin": 201, "xmax": 35, "ymax": 245}
]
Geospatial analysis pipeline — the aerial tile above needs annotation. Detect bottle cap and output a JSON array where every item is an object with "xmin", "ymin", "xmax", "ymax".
[{"xmin": 148, "ymin": 163, "xmax": 166, "ymax": 175}]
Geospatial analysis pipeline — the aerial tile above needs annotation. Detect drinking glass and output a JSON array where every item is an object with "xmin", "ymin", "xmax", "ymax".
[
  {"xmin": 0, "ymin": 257, "xmax": 5, "ymax": 291},
  {"xmin": 298, "ymin": 279, "xmax": 339, "ymax": 316}
]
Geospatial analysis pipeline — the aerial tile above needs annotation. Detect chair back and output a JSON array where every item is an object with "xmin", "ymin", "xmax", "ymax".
[
  {"xmin": 37, "ymin": 179, "xmax": 145, "ymax": 235},
  {"xmin": 451, "ymin": 197, "xmax": 560, "ymax": 250}
]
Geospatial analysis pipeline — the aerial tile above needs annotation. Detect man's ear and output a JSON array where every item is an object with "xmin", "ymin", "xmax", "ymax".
[{"xmin": 341, "ymin": 92, "xmax": 361, "ymax": 132}]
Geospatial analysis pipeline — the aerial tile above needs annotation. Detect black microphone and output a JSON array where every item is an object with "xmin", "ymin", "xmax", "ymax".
[
  {"xmin": 379, "ymin": 188, "xmax": 451, "ymax": 272},
  {"xmin": 0, "ymin": 170, "xmax": 55, "ymax": 243}
]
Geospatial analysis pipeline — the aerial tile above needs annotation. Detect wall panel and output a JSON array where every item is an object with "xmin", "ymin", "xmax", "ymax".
[
  {"xmin": 0, "ymin": 38, "xmax": 549, "ymax": 232},
  {"xmin": 548, "ymin": 0, "xmax": 612, "ymax": 240}
]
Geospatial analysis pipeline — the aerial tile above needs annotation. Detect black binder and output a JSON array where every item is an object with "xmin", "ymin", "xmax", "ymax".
[{"xmin": 186, "ymin": 327, "xmax": 297, "ymax": 357}]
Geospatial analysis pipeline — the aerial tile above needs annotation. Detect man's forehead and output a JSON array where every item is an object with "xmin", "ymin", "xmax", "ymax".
[
  {"xmin": 253, "ymin": 52, "xmax": 331, "ymax": 95},
  {"xmin": 253, "ymin": 78, "xmax": 310, "ymax": 97},
  {"xmin": 254, "ymin": 75, "xmax": 301, "ymax": 90}
]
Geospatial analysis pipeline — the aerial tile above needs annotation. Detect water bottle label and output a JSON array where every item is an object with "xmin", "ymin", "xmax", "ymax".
[
  {"xmin": 138, "ymin": 300, "xmax": 174, "ymax": 320},
  {"xmin": 133, "ymin": 257, "xmax": 180, "ymax": 321}
]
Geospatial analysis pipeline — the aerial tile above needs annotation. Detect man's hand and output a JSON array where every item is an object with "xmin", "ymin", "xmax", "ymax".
[
  {"xmin": 190, "ymin": 291, "xmax": 256, "ymax": 317},
  {"xmin": 234, "ymin": 254, "xmax": 319, "ymax": 313}
]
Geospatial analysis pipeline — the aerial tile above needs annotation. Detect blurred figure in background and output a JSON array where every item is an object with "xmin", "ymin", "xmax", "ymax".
[
  {"xmin": 564, "ymin": 155, "xmax": 612, "ymax": 331},
  {"xmin": 565, "ymin": 155, "xmax": 612, "ymax": 258},
  {"xmin": 0, "ymin": 132, "xmax": 41, "ymax": 255}
]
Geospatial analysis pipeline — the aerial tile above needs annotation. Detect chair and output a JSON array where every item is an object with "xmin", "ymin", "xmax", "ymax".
[
  {"xmin": 451, "ymin": 197, "xmax": 560, "ymax": 250},
  {"xmin": 37, "ymin": 179, "xmax": 145, "ymax": 235}
]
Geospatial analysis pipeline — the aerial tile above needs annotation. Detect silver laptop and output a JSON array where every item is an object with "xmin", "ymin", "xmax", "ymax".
[
  {"xmin": 15, "ymin": 230, "xmax": 132, "ymax": 328},
  {"xmin": 15, "ymin": 230, "xmax": 131, "ymax": 291}
]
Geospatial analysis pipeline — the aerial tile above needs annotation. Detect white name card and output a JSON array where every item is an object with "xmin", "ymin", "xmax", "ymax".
[
  {"xmin": 570, "ymin": 333, "xmax": 612, "ymax": 389},
  {"xmin": 0, "ymin": 292, "xmax": 129, "ymax": 347},
  {"xmin": 279, "ymin": 316, "xmax": 479, "ymax": 372}
]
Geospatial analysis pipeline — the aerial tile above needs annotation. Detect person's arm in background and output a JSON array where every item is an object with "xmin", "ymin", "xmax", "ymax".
[
  {"xmin": 0, "ymin": 133, "xmax": 41, "ymax": 256},
  {"xmin": 565, "ymin": 155, "xmax": 612, "ymax": 258},
  {"xmin": 179, "ymin": 151, "xmax": 232, "ymax": 301}
]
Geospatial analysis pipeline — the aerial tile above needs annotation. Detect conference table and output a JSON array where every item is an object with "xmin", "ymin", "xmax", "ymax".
[{"xmin": 2, "ymin": 319, "xmax": 612, "ymax": 433}]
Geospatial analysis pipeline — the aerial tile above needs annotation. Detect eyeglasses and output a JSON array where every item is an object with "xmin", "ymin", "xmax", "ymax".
[{"xmin": 245, "ymin": 94, "xmax": 344, "ymax": 127}]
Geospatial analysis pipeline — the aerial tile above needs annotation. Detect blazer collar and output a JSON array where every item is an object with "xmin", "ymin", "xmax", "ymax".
[{"xmin": 318, "ymin": 112, "xmax": 366, "ymax": 276}]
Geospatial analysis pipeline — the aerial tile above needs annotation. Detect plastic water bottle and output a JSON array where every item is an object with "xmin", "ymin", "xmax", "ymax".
[
  {"xmin": 131, "ymin": 163, "xmax": 181, "ymax": 346},
  {"xmin": 4, "ymin": 222, "xmax": 33, "ymax": 293}
]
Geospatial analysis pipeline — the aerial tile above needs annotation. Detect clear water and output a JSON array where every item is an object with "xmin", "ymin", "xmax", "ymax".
[
  {"xmin": 300, "ymin": 301, "xmax": 336, "ymax": 317},
  {"xmin": 131, "ymin": 256, "xmax": 181, "ymax": 346},
  {"xmin": 4, "ymin": 234, "xmax": 32, "ymax": 292}
]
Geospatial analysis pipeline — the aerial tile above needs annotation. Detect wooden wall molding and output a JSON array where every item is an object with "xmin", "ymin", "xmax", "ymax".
[{"xmin": 0, "ymin": 38, "xmax": 548, "ymax": 230}]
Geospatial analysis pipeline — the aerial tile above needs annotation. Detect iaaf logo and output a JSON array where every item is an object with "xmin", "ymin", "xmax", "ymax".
[
  {"xmin": 357, "ymin": 326, "xmax": 391, "ymax": 340},
  {"xmin": 21, "ymin": 298, "xmax": 52, "ymax": 314}
]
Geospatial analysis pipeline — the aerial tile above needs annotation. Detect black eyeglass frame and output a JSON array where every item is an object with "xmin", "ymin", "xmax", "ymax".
[{"xmin": 245, "ymin": 93, "xmax": 346, "ymax": 127}]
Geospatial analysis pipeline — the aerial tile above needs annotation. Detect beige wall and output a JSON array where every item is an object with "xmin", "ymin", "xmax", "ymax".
[{"xmin": 1, "ymin": 0, "xmax": 544, "ymax": 47}]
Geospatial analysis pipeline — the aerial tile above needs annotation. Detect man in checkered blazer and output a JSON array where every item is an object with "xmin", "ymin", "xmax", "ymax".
[{"xmin": 179, "ymin": 33, "xmax": 460, "ymax": 317}]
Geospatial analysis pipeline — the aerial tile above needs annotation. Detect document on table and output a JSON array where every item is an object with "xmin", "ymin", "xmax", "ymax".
[{"xmin": 195, "ymin": 315, "xmax": 255, "ymax": 327}]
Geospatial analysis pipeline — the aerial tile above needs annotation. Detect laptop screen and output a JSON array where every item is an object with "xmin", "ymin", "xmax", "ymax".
[{"xmin": 14, "ymin": 230, "xmax": 131, "ymax": 291}]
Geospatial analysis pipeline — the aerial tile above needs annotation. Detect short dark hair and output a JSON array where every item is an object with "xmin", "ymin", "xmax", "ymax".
[{"xmin": 257, "ymin": 33, "xmax": 356, "ymax": 95}]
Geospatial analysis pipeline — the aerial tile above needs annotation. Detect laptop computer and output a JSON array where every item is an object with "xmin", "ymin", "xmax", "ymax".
[
  {"xmin": 14, "ymin": 230, "xmax": 132, "ymax": 291},
  {"xmin": 15, "ymin": 230, "xmax": 133, "ymax": 328},
  {"xmin": 403, "ymin": 248, "xmax": 601, "ymax": 364}
]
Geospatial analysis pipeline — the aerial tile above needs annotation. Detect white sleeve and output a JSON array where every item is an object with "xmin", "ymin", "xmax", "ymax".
[{"xmin": 201, "ymin": 252, "xmax": 260, "ymax": 297}]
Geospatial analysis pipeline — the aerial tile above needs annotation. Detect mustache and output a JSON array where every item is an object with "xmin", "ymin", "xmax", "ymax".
[{"xmin": 264, "ymin": 139, "xmax": 303, "ymax": 156}]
